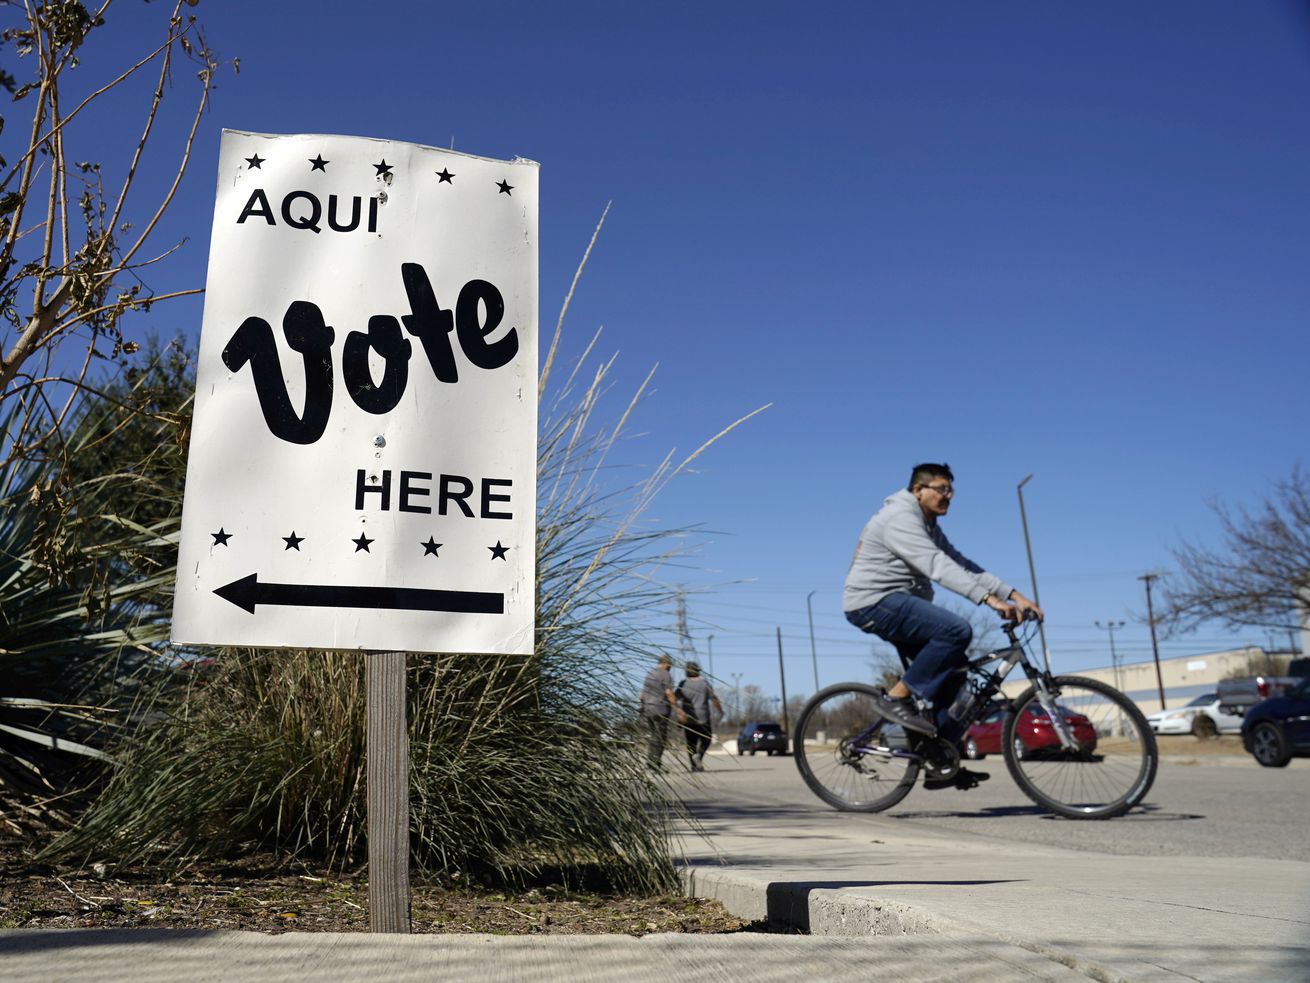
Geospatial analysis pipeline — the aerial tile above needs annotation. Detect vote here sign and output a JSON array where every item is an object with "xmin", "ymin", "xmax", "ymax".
[{"xmin": 172, "ymin": 130, "xmax": 537, "ymax": 655}]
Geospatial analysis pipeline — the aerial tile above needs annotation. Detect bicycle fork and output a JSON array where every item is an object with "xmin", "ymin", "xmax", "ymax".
[{"xmin": 1028, "ymin": 676, "xmax": 1081, "ymax": 750}]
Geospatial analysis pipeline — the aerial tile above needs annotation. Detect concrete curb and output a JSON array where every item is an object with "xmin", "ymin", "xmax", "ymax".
[
  {"xmin": 679, "ymin": 865, "xmax": 1126, "ymax": 982},
  {"xmin": 681, "ymin": 865, "xmax": 952, "ymax": 936}
]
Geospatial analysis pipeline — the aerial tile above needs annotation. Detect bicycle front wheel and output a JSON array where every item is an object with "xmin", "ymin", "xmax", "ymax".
[
  {"xmin": 1004, "ymin": 675, "xmax": 1157, "ymax": 820},
  {"xmin": 793, "ymin": 683, "xmax": 919, "ymax": 812}
]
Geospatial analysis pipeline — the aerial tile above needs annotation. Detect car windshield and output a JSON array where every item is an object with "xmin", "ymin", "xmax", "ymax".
[
  {"xmin": 1183, "ymin": 693, "xmax": 1216, "ymax": 707},
  {"xmin": 755, "ymin": 724, "xmax": 782, "ymax": 733}
]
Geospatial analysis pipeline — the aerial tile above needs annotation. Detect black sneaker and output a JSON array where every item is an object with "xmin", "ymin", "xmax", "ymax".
[
  {"xmin": 876, "ymin": 693, "xmax": 937, "ymax": 736},
  {"xmin": 924, "ymin": 767, "xmax": 991, "ymax": 791}
]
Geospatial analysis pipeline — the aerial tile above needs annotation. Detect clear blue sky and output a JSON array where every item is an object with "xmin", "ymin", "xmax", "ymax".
[{"xmin": 58, "ymin": 1, "xmax": 1310, "ymax": 699}]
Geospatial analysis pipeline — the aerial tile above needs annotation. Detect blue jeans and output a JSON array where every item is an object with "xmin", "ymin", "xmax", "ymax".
[{"xmin": 846, "ymin": 593, "xmax": 971, "ymax": 735}]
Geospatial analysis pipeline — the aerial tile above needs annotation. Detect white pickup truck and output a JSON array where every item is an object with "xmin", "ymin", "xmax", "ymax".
[{"xmin": 1216, "ymin": 660, "xmax": 1310, "ymax": 718}]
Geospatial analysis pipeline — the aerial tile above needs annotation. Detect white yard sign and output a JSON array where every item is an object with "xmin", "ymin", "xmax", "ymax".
[{"xmin": 173, "ymin": 130, "xmax": 537, "ymax": 655}]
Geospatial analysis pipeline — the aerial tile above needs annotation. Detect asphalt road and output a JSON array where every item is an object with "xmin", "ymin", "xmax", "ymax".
[{"xmin": 681, "ymin": 745, "xmax": 1310, "ymax": 862}]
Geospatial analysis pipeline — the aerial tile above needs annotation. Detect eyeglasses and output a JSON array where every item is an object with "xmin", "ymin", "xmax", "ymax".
[{"xmin": 920, "ymin": 483, "xmax": 954, "ymax": 496}]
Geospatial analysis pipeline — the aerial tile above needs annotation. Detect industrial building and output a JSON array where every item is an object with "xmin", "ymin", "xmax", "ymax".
[{"xmin": 1011, "ymin": 646, "xmax": 1298, "ymax": 715}]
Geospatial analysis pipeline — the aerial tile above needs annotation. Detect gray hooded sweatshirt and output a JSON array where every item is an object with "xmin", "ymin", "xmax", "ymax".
[{"xmin": 842, "ymin": 489, "xmax": 1014, "ymax": 613}]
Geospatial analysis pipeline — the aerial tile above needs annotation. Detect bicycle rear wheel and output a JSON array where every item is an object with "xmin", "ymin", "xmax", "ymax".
[
  {"xmin": 1003, "ymin": 675, "xmax": 1157, "ymax": 820},
  {"xmin": 793, "ymin": 683, "xmax": 919, "ymax": 812}
]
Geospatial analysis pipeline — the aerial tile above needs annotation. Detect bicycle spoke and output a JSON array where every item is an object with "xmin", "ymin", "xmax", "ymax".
[
  {"xmin": 794, "ymin": 683, "xmax": 919, "ymax": 812},
  {"xmin": 1004, "ymin": 676, "xmax": 1157, "ymax": 819}
]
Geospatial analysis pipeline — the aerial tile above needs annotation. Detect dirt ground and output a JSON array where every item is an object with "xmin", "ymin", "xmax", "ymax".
[
  {"xmin": 1153, "ymin": 734, "xmax": 1248, "ymax": 758},
  {"xmin": 0, "ymin": 852, "xmax": 757, "ymax": 936}
]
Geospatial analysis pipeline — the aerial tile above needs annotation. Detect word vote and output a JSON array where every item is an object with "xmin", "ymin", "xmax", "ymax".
[{"xmin": 221, "ymin": 262, "xmax": 518, "ymax": 444}]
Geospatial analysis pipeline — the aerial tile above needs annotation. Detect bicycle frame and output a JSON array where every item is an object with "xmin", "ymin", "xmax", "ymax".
[{"xmin": 860, "ymin": 622, "xmax": 1081, "ymax": 762}]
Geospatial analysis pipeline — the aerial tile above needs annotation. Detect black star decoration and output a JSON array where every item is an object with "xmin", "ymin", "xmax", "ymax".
[
  {"xmin": 245, "ymin": 154, "xmax": 264, "ymax": 169},
  {"xmin": 211, "ymin": 528, "xmax": 232, "ymax": 546},
  {"xmin": 496, "ymin": 180, "xmax": 514, "ymax": 195},
  {"xmin": 488, "ymin": 541, "xmax": 510, "ymax": 560},
  {"xmin": 353, "ymin": 534, "xmax": 374, "ymax": 553},
  {"xmin": 422, "ymin": 537, "xmax": 442, "ymax": 556},
  {"xmin": 283, "ymin": 531, "xmax": 304, "ymax": 551},
  {"xmin": 309, "ymin": 155, "xmax": 329, "ymax": 172},
  {"xmin": 436, "ymin": 167, "xmax": 455, "ymax": 183},
  {"xmin": 374, "ymin": 159, "xmax": 393, "ymax": 177}
]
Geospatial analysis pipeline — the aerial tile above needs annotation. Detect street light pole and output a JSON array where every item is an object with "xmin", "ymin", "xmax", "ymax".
[
  {"xmin": 707, "ymin": 634, "xmax": 715, "ymax": 680},
  {"xmin": 806, "ymin": 591, "xmax": 819, "ymax": 693},
  {"xmin": 1138, "ymin": 572, "xmax": 1167, "ymax": 710},
  {"xmin": 730, "ymin": 672, "xmax": 742, "ymax": 725},
  {"xmin": 1095, "ymin": 620, "xmax": 1126, "ymax": 686},
  {"xmin": 776, "ymin": 626, "xmax": 790, "ymax": 735},
  {"xmin": 1016, "ymin": 475, "xmax": 1050, "ymax": 672}
]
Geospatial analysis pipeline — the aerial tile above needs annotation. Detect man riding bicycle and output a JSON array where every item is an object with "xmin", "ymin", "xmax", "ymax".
[{"xmin": 843, "ymin": 463, "xmax": 1043, "ymax": 785}]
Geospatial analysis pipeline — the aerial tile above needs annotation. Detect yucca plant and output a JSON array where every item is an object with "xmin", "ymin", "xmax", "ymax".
[
  {"xmin": 0, "ymin": 357, "xmax": 186, "ymax": 838},
  {"xmin": 48, "ymin": 215, "xmax": 762, "ymax": 891}
]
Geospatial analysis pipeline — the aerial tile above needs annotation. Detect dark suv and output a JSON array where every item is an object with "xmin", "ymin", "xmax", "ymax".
[
  {"xmin": 1242, "ymin": 676, "xmax": 1310, "ymax": 767},
  {"xmin": 737, "ymin": 721, "xmax": 788, "ymax": 756}
]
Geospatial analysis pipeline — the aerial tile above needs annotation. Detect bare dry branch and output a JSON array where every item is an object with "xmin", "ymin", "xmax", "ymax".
[
  {"xmin": 0, "ymin": 0, "xmax": 225, "ymax": 457},
  {"xmin": 1160, "ymin": 465, "xmax": 1310, "ymax": 635}
]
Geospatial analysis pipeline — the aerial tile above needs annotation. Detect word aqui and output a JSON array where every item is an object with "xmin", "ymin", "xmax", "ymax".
[{"xmin": 236, "ymin": 188, "xmax": 379, "ymax": 235}]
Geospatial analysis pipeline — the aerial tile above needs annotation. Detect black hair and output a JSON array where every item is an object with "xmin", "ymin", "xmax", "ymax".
[{"xmin": 908, "ymin": 462, "xmax": 954, "ymax": 491}]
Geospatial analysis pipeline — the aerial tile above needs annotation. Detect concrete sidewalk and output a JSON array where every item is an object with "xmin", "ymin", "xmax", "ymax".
[
  {"xmin": 0, "ymin": 928, "xmax": 1096, "ymax": 982},
  {"xmin": 675, "ymin": 751, "xmax": 1310, "ymax": 983}
]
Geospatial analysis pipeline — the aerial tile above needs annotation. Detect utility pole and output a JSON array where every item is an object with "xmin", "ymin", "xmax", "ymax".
[
  {"xmin": 707, "ymin": 634, "xmax": 715, "ymax": 680},
  {"xmin": 776, "ymin": 627, "xmax": 790, "ymax": 735},
  {"xmin": 674, "ymin": 589, "xmax": 697, "ymax": 667},
  {"xmin": 730, "ymin": 672, "xmax": 742, "ymax": 725},
  {"xmin": 806, "ymin": 590, "xmax": 820, "ymax": 693},
  {"xmin": 1016, "ymin": 475, "xmax": 1050, "ymax": 672},
  {"xmin": 1095, "ymin": 620, "xmax": 1126, "ymax": 734},
  {"xmin": 1138, "ymin": 573, "xmax": 1167, "ymax": 710}
]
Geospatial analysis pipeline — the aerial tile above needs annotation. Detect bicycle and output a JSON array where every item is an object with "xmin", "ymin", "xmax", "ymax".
[{"xmin": 792, "ymin": 622, "xmax": 1158, "ymax": 819}]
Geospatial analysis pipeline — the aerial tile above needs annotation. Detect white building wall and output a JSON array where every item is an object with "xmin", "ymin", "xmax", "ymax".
[{"xmin": 1002, "ymin": 646, "xmax": 1268, "ymax": 715}]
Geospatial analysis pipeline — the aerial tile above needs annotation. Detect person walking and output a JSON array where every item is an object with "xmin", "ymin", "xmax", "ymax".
[
  {"xmin": 676, "ymin": 661, "xmax": 723, "ymax": 772},
  {"xmin": 640, "ymin": 653, "xmax": 684, "ymax": 770}
]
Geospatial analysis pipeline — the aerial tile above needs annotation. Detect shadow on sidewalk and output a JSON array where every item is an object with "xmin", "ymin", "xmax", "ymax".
[
  {"xmin": 679, "ymin": 802, "xmax": 826, "ymax": 822},
  {"xmin": 0, "ymin": 928, "xmax": 216, "ymax": 954},
  {"xmin": 890, "ymin": 803, "xmax": 1204, "ymax": 822}
]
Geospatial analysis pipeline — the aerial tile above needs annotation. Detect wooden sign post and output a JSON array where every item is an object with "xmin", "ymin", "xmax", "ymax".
[
  {"xmin": 172, "ymin": 131, "xmax": 539, "ymax": 933},
  {"xmin": 367, "ymin": 651, "xmax": 410, "ymax": 933}
]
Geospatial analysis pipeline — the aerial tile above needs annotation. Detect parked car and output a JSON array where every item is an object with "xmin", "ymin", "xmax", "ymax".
[
  {"xmin": 1146, "ymin": 693, "xmax": 1245, "ymax": 736},
  {"xmin": 1241, "ymin": 677, "xmax": 1310, "ymax": 768},
  {"xmin": 963, "ymin": 703, "xmax": 1097, "ymax": 760},
  {"xmin": 737, "ymin": 721, "xmax": 788, "ymax": 756}
]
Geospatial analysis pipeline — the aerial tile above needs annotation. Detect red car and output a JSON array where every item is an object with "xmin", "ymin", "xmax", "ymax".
[{"xmin": 963, "ymin": 703, "xmax": 1098, "ymax": 760}]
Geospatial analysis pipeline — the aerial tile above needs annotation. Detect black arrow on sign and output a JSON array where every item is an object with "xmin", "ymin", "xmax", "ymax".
[{"xmin": 214, "ymin": 573, "xmax": 504, "ymax": 615}]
